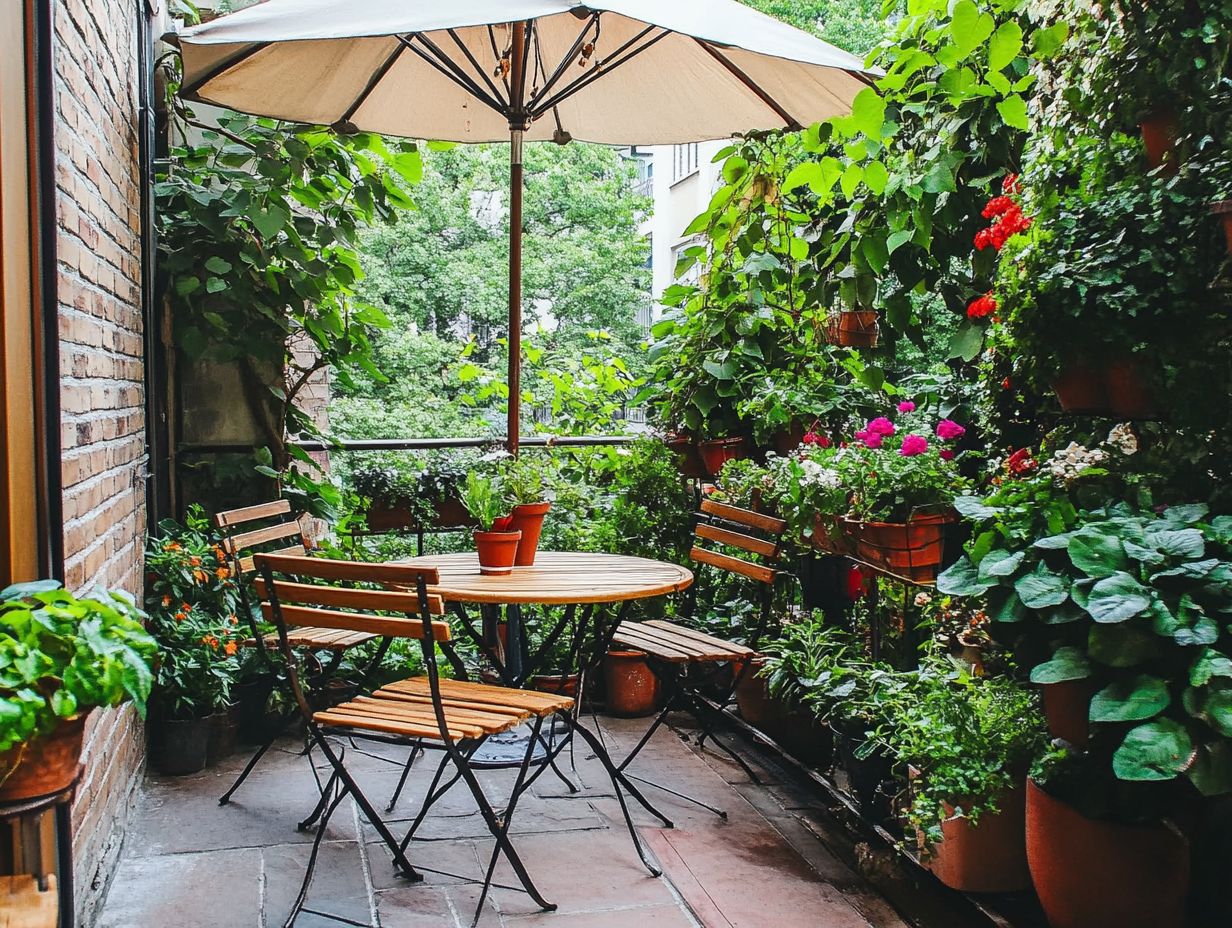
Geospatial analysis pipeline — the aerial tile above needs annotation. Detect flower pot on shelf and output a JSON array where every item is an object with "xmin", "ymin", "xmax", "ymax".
[
  {"xmin": 0, "ymin": 717, "xmax": 86, "ymax": 801},
  {"xmin": 1026, "ymin": 779, "xmax": 1188, "ymax": 928},
  {"xmin": 1139, "ymin": 110, "xmax": 1180, "ymax": 172},
  {"xmin": 1104, "ymin": 357, "xmax": 1156, "ymax": 420},
  {"xmin": 603, "ymin": 650, "xmax": 658, "ymax": 717},
  {"xmin": 666, "ymin": 433, "xmax": 708, "ymax": 478},
  {"xmin": 844, "ymin": 512, "xmax": 956, "ymax": 583},
  {"xmin": 1052, "ymin": 362, "xmax": 1109, "ymax": 414},
  {"xmin": 473, "ymin": 530, "xmax": 522, "ymax": 576},
  {"xmin": 1039, "ymin": 679, "xmax": 1092, "ymax": 748},
  {"xmin": 698, "ymin": 436, "xmax": 748, "ymax": 476},
  {"xmin": 1212, "ymin": 200, "xmax": 1232, "ymax": 256},
  {"xmin": 810, "ymin": 515, "xmax": 851, "ymax": 556},
  {"xmin": 151, "ymin": 716, "xmax": 212, "ymax": 776},
  {"xmin": 827, "ymin": 311, "xmax": 879, "ymax": 348},
  {"xmin": 509, "ymin": 501, "xmax": 551, "ymax": 567},
  {"xmin": 924, "ymin": 784, "xmax": 1030, "ymax": 893},
  {"xmin": 366, "ymin": 496, "xmax": 473, "ymax": 532}
]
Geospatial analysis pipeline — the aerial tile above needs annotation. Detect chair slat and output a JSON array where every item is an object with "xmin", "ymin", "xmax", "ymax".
[
  {"xmin": 255, "ymin": 578, "xmax": 445, "ymax": 617},
  {"xmin": 641, "ymin": 619, "xmax": 754, "ymax": 656},
  {"xmin": 694, "ymin": 522, "xmax": 778, "ymax": 559},
  {"xmin": 699, "ymin": 498, "xmax": 787, "ymax": 535},
  {"xmin": 689, "ymin": 545, "xmax": 777, "ymax": 585},
  {"xmin": 314, "ymin": 709, "xmax": 476, "ymax": 741},
  {"xmin": 256, "ymin": 553, "xmax": 440, "ymax": 587},
  {"xmin": 261, "ymin": 603, "xmax": 452, "ymax": 642},
  {"xmin": 223, "ymin": 519, "xmax": 305, "ymax": 555},
  {"xmin": 238, "ymin": 544, "xmax": 310, "ymax": 576},
  {"xmin": 214, "ymin": 499, "xmax": 292, "ymax": 528}
]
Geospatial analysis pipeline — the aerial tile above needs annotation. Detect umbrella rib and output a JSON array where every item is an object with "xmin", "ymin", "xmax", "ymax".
[
  {"xmin": 397, "ymin": 35, "xmax": 508, "ymax": 117},
  {"xmin": 532, "ymin": 26, "xmax": 669, "ymax": 119},
  {"xmin": 693, "ymin": 40, "xmax": 799, "ymax": 130},
  {"xmin": 334, "ymin": 39, "xmax": 408, "ymax": 130},
  {"xmin": 181, "ymin": 41, "xmax": 271, "ymax": 99},
  {"xmin": 446, "ymin": 28, "xmax": 509, "ymax": 111},
  {"xmin": 527, "ymin": 12, "xmax": 599, "ymax": 113}
]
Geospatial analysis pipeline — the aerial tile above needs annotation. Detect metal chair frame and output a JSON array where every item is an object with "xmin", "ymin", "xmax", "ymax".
[{"xmin": 256, "ymin": 553, "xmax": 669, "ymax": 928}]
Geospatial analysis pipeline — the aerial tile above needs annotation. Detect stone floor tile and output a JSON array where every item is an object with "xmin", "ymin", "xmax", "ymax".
[
  {"xmin": 503, "ymin": 903, "xmax": 700, "ymax": 927},
  {"xmin": 262, "ymin": 839, "xmax": 372, "ymax": 928},
  {"xmin": 96, "ymin": 847, "xmax": 262, "ymax": 928}
]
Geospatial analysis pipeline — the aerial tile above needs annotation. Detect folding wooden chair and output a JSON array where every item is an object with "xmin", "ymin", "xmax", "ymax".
[
  {"xmin": 610, "ymin": 498, "xmax": 787, "ymax": 817},
  {"xmin": 256, "ymin": 553, "xmax": 668, "ymax": 928},
  {"xmin": 213, "ymin": 500, "xmax": 393, "ymax": 806}
]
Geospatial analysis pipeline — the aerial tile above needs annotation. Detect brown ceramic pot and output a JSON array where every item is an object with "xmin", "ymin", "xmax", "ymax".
[
  {"xmin": 1026, "ymin": 779, "xmax": 1189, "ymax": 928},
  {"xmin": 925, "ymin": 784, "xmax": 1030, "ymax": 893},
  {"xmin": 509, "ymin": 501, "xmax": 551, "ymax": 567},
  {"xmin": 827, "ymin": 311, "xmax": 879, "ymax": 348},
  {"xmin": 0, "ymin": 716, "xmax": 86, "ymax": 801},
  {"xmin": 474, "ymin": 530, "xmax": 522, "ymax": 575},
  {"xmin": 603, "ymin": 650, "xmax": 658, "ymax": 717},
  {"xmin": 1140, "ymin": 110, "xmax": 1180, "ymax": 173},
  {"xmin": 1052, "ymin": 362, "xmax": 1109, "ymax": 414},
  {"xmin": 1104, "ymin": 357, "xmax": 1156, "ymax": 420},
  {"xmin": 1040, "ymin": 679, "xmax": 1092, "ymax": 747},
  {"xmin": 666, "ymin": 433, "xmax": 708, "ymax": 478},
  {"xmin": 844, "ymin": 513, "xmax": 955, "ymax": 583},
  {"xmin": 698, "ymin": 436, "xmax": 748, "ymax": 477},
  {"xmin": 529, "ymin": 673, "xmax": 579, "ymax": 698}
]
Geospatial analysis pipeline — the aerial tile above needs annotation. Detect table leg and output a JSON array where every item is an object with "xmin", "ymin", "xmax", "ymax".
[
  {"xmin": 55, "ymin": 801, "xmax": 74, "ymax": 928},
  {"xmin": 506, "ymin": 603, "xmax": 524, "ymax": 683}
]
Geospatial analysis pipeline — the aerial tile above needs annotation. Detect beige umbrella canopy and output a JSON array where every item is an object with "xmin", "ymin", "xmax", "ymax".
[{"xmin": 176, "ymin": 0, "xmax": 877, "ymax": 449}]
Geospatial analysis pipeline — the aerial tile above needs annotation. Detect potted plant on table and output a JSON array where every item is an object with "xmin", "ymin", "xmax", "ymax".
[
  {"xmin": 0, "ymin": 582, "xmax": 158, "ymax": 801},
  {"xmin": 500, "ymin": 454, "xmax": 554, "ymax": 567},
  {"xmin": 145, "ymin": 509, "xmax": 246, "ymax": 773},
  {"xmin": 460, "ymin": 472, "xmax": 521, "ymax": 576}
]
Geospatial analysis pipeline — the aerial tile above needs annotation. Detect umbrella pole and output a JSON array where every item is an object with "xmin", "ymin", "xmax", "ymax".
[{"xmin": 506, "ymin": 127, "xmax": 523, "ymax": 455}]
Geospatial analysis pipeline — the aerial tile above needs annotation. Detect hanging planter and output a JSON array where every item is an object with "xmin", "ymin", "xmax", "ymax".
[
  {"xmin": 1026, "ymin": 779, "xmax": 1189, "ymax": 928},
  {"xmin": 1211, "ymin": 200, "xmax": 1232, "ymax": 256},
  {"xmin": 1104, "ymin": 356, "xmax": 1156, "ymax": 420},
  {"xmin": 1052, "ymin": 361, "xmax": 1109, "ymax": 414},
  {"xmin": 0, "ymin": 717, "xmax": 86, "ymax": 802},
  {"xmin": 509, "ymin": 501, "xmax": 551, "ymax": 566},
  {"xmin": 826, "ymin": 310, "xmax": 879, "ymax": 348},
  {"xmin": 843, "ymin": 512, "xmax": 956, "ymax": 583},
  {"xmin": 810, "ymin": 514, "xmax": 852, "ymax": 556},
  {"xmin": 474, "ymin": 529, "xmax": 522, "ymax": 575},
  {"xmin": 666, "ymin": 433, "xmax": 708, "ymax": 478},
  {"xmin": 1139, "ymin": 109, "xmax": 1180, "ymax": 173},
  {"xmin": 697, "ymin": 436, "xmax": 748, "ymax": 476},
  {"xmin": 924, "ymin": 784, "xmax": 1031, "ymax": 893},
  {"xmin": 366, "ymin": 495, "xmax": 473, "ymax": 532}
]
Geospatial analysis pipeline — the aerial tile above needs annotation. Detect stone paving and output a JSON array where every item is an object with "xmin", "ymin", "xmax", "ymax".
[{"xmin": 96, "ymin": 715, "xmax": 923, "ymax": 928}]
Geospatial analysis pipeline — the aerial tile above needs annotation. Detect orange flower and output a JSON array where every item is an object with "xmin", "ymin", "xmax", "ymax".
[
  {"xmin": 201, "ymin": 634, "xmax": 219, "ymax": 649},
  {"xmin": 189, "ymin": 556, "xmax": 202, "ymax": 567},
  {"xmin": 174, "ymin": 612, "xmax": 186, "ymax": 622},
  {"xmin": 181, "ymin": 602, "xmax": 191, "ymax": 612},
  {"xmin": 193, "ymin": 568, "xmax": 206, "ymax": 583},
  {"xmin": 229, "ymin": 615, "xmax": 238, "ymax": 625},
  {"xmin": 216, "ymin": 567, "xmax": 230, "ymax": 580},
  {"xmin": 161, "ymin": 594, "xmax": 172, "ymax": 607},
  {"xmin": 163, "ymin": 541, "xmax": 181, "ymax": 551},
  {"xmin": 224, "ymin": 641, "xmax": 238, "ymax": 656}
]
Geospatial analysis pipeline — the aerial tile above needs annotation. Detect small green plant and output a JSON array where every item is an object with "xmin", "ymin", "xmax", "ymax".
[
  {"xmin": 460, "ymin": 472, "xmax": 510, "ymax": 532},
  {"xmin": 500, "ymin": 454, "xmax": 553, "ymax": 507},
  {"xmin": 0, "ymin": 582, "xmax": 158, "ymax": 754}
]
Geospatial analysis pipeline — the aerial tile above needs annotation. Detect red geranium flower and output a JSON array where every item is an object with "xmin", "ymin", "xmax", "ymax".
[
  {"xmin": 1007, "ymin": 448, "xmax": 1038, "ymax": 476},
  {"xmin": 967, "ymin": 292, "xmax": 997, "ymax": 319}
]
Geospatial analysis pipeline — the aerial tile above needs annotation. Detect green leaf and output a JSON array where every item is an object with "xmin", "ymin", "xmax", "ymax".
[
  {"xmin": 840, "ymin": 163, "xmax": 864, "ymax": 199},
  {"xmin": 979, "ymin": 549, "xmax": 1025, "ymax": 579},
  {"xmin": 1090, "ymin": 675, "xmax": 1170, "ymax": 723},
  {"xmin": 1145, "ymin": 529, "xmax": 1204, "ymax": 560},
  {"xmin": 1068, "ymin": 528, "xmax": 1129, "ymax": 578},
  {"xmin": 1191, "ymin": 648, "xmax": 1232, "ymax": 687},
  {"xmin": 847, "ymin": 88, "xmax": 887, "ymax": 137},
  {"xmin": 205, "ymin": 277, "xmax": 228, "ymax": 294},
  {"xmin": 863, "ymin": 160, "xmax": 889, "ymax": 195},
  {"xmin": 1030, "ymin": 645, "xmax": 1090, "ymax": 684},
  {"xmin": 948, "ymin": 322, "xmax": 984, "ymax": 361},
  {"xmin": 1186, "ymin": 741, "xmax": 1232, "ymax": 796},
  {"xmin": 996, "ymin": 94, "xmax": 1029, "ymax": 130},
  {"xmin": 886, "ymin": 229, "xmax": 913, "ymax": 254},
  {"xmin": 1200, "ymin": 685, "xmax": 1232, "ymax": 737},
  {"xmin": 937, "ymin": 557, "xmax": 997, "ymax": 597},
  {"xmin": 204, "ymin": 256, "xmax": 232, "ymax": 275},
  {"xmin": 1162, "ymin": 504, "xmax": 1208, "ymax": 524},
  {"xmin": 1086, "ymin": 572, "xmax": 1151, "ymax": 624},
  {"xmin": 1113, "ymin": 719, "xmax": 1193, "ymax": 782},
  {"xmin": 249, "ymin": 204, "xmax": 289, "ymax": 239},
  {"xmin": 1015, "ymin": 563, "xmax": 1069, "ymax": 610},
  {"xmin": 953, "ymin": 494, "xmax": 1000, "ymax": 521},
  {"xmin": 988, "ymin": 21, "xmax": 1023, "ymax": 72},
  {"xmin": 782, "ymin": 161, "xmax": 824, "ymax": 194},
  {"xmin": 1032, "ymin": 22, "xmax": 1070, "ymax": 59},
  {"xmin": 949, "ymin": 0, "xmax": 995, "ymax": 57}
]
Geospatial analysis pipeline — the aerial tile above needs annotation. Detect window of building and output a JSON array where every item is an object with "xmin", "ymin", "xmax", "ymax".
[{"xmin": 671, "ymin": 142, "xmax": 699, "ymax": 184}]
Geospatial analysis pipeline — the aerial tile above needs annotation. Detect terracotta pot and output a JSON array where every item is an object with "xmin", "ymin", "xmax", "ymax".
[
  {"xmin": 844, "ymin": 513, "xmax": 955, "ymax": 583},
  {"xmin": 509, "ymin": 501, "xmax": 551, "ymax": 567},
  {"xmin": 1026, "ymin": 779, "xmax": 1189, "ymax": 928},
  {"xmin": 1105, "ymin": 357, "xmax": 1156, "ymax": 420},
  {"xmin": 733, "ymin": 658, "xmax": 776, "ymax": 728},
  {"xmin": 1052, "ymin": 362, "xmax": 1109, "ymax": 414},
  {"xmin": 698, "ymin": 436, "xmax": 748, "ymax": 476},
  {"xmin": 603, "ymin": 650, "xmax": 658, "ymax": 717},
  {"xmin": 810, "ymin": 514, "xmax": 851, "ymax": 556},
  {"xmin": 1140, "ymin": 110, "xmax": 1180, "ymax": 172},
  {"xmin": 827, "ymin": 311, "xmax": 879, "ymax": 348},
  {"xmin": 473, "ymin": 530, "xmax": 521, "ymax": 575},
  {"xmin": 0, "ymin": 717, "xmax": 86, "ymax": 801},
  {"xmin": 925, "ymin": 784, "xmax": 1030, "ymax": 893},
  {"xmin": 432, "ymin": 496, "xmax": 472, "ymax": 528},
  {"xmin": 770, "ymin": 424, "xmax": 805, "ymax": 456},
  {"xmin": 1212, "ymin": 200, "xmax": 1232, "ymax": 256},
  {"xmin": 529, "ymin": 673, "xmax": 579, "ymax": 698},
  {"xmin": 151, "ymin": 716, "xmax": 212, "ymax": 776},
  {"xmin": 666, "ymin": 433, "xmax": 708, "ymax": 478},
  {"xmin": 1040, "ymin": 680, "xmax": 1092, "ymax": 747},
  {"xmin": 367, "ymin": 496, "xmax": 474, "ymax": 531}
]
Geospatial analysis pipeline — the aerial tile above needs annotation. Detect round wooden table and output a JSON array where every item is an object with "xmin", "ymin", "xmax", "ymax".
[{"xmin": 406, "ymin": 551, "xmax": 693, "ymax": 606}]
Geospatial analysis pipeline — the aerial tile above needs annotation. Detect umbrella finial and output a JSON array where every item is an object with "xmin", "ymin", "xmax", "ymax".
[{"xmin": 552, "ymin": 128, "xmax": 573, "ymax": 146}]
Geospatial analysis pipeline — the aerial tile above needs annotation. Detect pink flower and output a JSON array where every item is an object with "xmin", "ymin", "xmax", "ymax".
[
  {"xmin": 867, "ymin": 417, "xmax": 896, "ymax": 437},
  {"xmin": 854, "ymin": 429, "xmax": 883, "ymax": 450},
  {"xmin": 899, "ymin": 435, "xmax": 929, "ymax": 457},
  {"xmin": 940, "ymin": 449, "xmax": 956, "ymax": 461},
  {"xmin": 897, "ymin": 401, "xmax": 916, "ymax": 413},
  {"xmin": 936, "ymin": 419, "xmax": 966, "ymax": 441}
]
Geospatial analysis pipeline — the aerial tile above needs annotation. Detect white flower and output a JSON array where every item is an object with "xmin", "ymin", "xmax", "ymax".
[
  {"xmin": 914, "ymin": 591, "xmax": 933, "ymax": 608},
  {"xmin": 1106, "ymin": 423, "xmax": 1139, "ymax": 456},
  {"xmin": 1046, "ymin": 442, "xmax": 1107, "ymax": 486},
  {"xmin": 799, "ymin": 459, "xmax": 840, "ymax": 490}
]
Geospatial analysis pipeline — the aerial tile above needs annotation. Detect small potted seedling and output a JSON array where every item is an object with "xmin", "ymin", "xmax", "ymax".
[{"xmin": 460, "ymin": 472, "xmax": 521, "ymax": 575}]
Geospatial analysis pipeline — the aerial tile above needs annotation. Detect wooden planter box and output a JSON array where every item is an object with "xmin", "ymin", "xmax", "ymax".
[{"xmin": 365, "ymin": 496, "xmax": 473, "ymax": 532}]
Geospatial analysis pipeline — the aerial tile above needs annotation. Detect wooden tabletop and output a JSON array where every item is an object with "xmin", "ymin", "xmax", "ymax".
[{"xmin": 396, "ymin": 551, "xmax": 693, "ymax": 606}]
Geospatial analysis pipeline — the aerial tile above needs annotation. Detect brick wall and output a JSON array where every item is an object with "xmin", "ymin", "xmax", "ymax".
[{"xmin": 52, "ymin": 0, "xmax": 148, "ymax": 923}]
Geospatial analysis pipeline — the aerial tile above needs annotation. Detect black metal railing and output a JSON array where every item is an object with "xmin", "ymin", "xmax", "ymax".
[{"xmin": 177, "ymin": 434, "xmax": 641, "ymax": 455}]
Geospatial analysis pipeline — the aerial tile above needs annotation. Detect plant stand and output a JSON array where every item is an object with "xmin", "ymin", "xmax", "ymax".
[{"xmin": 0, "ymin": 771, "xmax": 80, "ymax": 928}]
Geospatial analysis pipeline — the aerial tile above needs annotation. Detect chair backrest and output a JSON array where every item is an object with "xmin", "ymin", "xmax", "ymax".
[
  {"xmin": 691, "ymin": 498, "xmax": 787, "ymax": 586},
  {"xmin": 214, "ymin": 499, "xmax": 311, "ymax": 577},
  {"xmin": 253, "ymin": 554, "xmax": 448, "ymax": 642}
]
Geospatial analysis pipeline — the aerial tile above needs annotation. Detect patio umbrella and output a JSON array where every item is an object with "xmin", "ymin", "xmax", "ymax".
[{"xmin": 174, "ymin": 1, "xmax": 877, "ymax": 451}]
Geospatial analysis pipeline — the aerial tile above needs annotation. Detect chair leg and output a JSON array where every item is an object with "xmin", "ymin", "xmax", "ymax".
[
  {"xmin": 385, "ymin": 740, "xmax": 422, "ymax": 813},
  {"xmin": 690, "ymin": 694, "xmax": 762, "ymax": 785},
  {"xmin": 281, "ymin": 786, "xmax": 348, "ymax": 928},
  {"xmin": 298, "ymin": 767, "xmax": 340, "ymax": 832},
  {"xmin": 399, "ymin": 751, "xmax": 464, "ymax": 853},
  {"xmin": 218, "ymin": 709, "xmax": 297, "ymax": 805}
]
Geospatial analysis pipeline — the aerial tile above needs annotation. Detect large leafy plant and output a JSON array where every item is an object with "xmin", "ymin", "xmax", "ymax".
[{"xmin": 0, "ymin": 582, "xmax": 158, "ymax": 754}]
